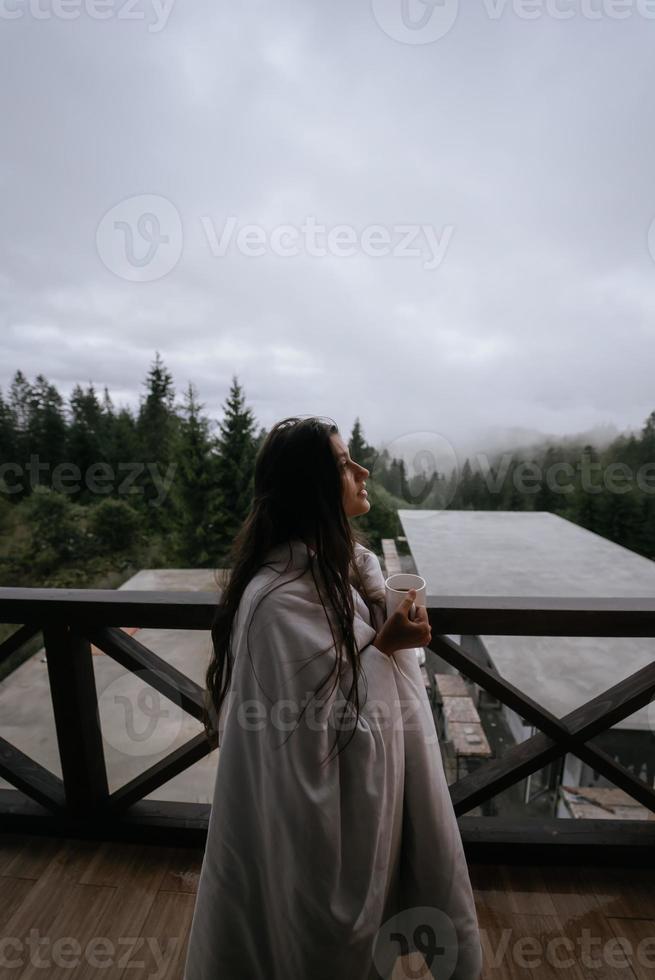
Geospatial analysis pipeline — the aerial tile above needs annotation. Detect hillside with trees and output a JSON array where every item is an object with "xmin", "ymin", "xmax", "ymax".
[
  {"xmin": 1, "ymin": 354, "xmax": 654, "ymax": 593},
  {"xmin": 0, "ymin": 355, "xmax": 407, "ymax": 588}
]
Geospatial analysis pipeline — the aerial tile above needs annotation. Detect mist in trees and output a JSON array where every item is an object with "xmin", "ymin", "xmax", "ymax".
[
  {"xmin": 1, "ymin": 357, "xmax": 654, "ymax": 586},
  {"xmin": 449, "ymin": 413, "xmax": 655, "ymax": 560}
]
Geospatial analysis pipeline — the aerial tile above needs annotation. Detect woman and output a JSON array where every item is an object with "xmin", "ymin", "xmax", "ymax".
[{"xmin": 183, "ymin": 417, "xmax": 482, "ymax": 980}]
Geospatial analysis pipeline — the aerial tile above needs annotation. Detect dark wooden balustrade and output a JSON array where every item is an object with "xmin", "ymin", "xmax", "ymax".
[{"xmin": 0, "ymin": 588, "xmax": 654, "ymax": 864}]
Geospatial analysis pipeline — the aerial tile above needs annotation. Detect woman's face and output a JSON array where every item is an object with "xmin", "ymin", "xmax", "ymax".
[{"xmin": 329, "ymin": 433, "xmax": 371, "ymax": 518}]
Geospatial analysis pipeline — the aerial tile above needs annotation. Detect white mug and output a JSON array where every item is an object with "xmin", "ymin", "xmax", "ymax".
[{"xmin": 384, "ymin": 573, "xmax": 427, "ymax": 623}]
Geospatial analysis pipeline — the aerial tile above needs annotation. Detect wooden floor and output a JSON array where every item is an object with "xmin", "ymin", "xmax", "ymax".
[{"xmin": 0, "ymin": 834, "xmax": 653, "ymax": 978}]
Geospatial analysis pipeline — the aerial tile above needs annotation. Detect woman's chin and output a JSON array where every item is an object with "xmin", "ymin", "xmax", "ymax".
[{"xmin": 347, "ymin": 497, "xmax": 370, "ymax": 518}]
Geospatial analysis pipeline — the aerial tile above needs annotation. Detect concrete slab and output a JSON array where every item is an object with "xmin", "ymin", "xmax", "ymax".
[
  {"xmin": 399, "ymin": 510, "xmax": 655, "ymax": 732},
  {"xmin": 399, "ymin": 509, "xmax": 655, "ymax": 598},
  {"xmin": 119, "ymin": 568, "xmax": 223, "ymax": 592}
]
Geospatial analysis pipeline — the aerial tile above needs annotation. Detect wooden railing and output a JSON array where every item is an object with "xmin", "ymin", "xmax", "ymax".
[
  {"xmin": 0, "ymin": 588, "xmax": 654, "ymax": 864},
  {"xmin": 0, "ymin": 588, "xmax": 218, "ymax": 845}
]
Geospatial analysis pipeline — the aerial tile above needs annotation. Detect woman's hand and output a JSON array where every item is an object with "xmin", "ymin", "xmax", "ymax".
[{"xmin": 374, "ymin": 589, "xmax": 432, "ymax": 656}]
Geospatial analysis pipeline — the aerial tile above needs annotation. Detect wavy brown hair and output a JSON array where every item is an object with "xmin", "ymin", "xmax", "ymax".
[{"xmin": 204, "ymin": 415, "xmax": 379, "ymax": 765}]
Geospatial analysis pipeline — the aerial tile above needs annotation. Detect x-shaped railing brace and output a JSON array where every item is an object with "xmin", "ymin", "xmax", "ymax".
[{"xmin": 426, "ymin": 630, "xmax": 655, "ymax": 817}]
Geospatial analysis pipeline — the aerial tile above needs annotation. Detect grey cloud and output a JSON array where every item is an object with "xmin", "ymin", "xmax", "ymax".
[{"xmin": 1, "ymin": 1, "xmax": 654, "ymax": 458}]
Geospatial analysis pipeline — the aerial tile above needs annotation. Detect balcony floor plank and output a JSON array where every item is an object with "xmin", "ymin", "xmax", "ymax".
[
  {"xmin": 0, "ymin": 835, "xmax": 652, "ymax": 979},
  {"xmin": 580, "ymin": 865, "xmax": 655, "ymax": 919},
  {"xmin": 476, "ymin": 908, "xmax": 589, "ymax": 979},
  {"xmin": 606, "ymin": 917, "xmax": 655, "ymax": 980}
]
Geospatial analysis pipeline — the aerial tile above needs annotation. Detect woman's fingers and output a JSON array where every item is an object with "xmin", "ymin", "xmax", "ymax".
[
  {"xmin": 412, "ymin": 616, "xmax": 431, "ymax": 645},
  {"xmin": 417, "ymin": 607, "xmax": 432, "ymax": 644}
]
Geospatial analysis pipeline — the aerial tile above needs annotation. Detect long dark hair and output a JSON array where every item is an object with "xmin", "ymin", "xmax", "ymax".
[{"xmin": 204, "ymin": 415, "xmax": 378, "ymax": 764}]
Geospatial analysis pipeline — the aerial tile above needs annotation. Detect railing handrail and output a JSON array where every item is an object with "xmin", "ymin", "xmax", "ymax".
[
  {"xmin": 1, "ymin": 587, "xmax": 655, "ymax": 634},
  {"xmin": 0, "ymin": 588, "xmax": 219, "ymax": 629}
]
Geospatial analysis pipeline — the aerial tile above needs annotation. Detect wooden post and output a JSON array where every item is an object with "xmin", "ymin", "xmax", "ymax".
[{"xmin": 43, "ymin": 625, "xmax": 109, "ymax": 815}]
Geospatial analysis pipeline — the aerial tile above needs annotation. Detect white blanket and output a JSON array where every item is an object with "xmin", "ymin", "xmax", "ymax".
[{"xmin": 184, "ymin": 539, "xmax": 482, "ymax": 980}]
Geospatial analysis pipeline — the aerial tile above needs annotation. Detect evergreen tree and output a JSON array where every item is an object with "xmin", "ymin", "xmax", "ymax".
[
  {"xmin": 173, "ymin": 383, "xmax": 223, "ymax": 566},
  {"xmin": 8, "ymin": 371, "xmax": 32, "ymax": 480},
  {"xmin": 454, "ymin": 458, "xmax": 473, "ymax": 508},
  {"xmin": 8, "ymin": 371, "xmax": 31, "ymax": 435},
  {"xmin": 446, "ymin": 467, "xmax": 460, "ymax": 509},
  {"xmin": 535, "ymin": 446, "xmax": 561, "ymax": 513},
  {"xmin": 25, "ymin": 375, "xmax": 67, "ymax": 475},
  {"xmin": 406, "ymin": 468, "xmax": 436, "ymax": 506},
  {"xmin": 213, "ymin": 376, "xmax": 258, "ymax": 561},
  {"xmin": 575, "ymin": 444, "xmax": 603, "ymax": 532},
  {"xmin": 369, "ymin": 446, "xmax": 391, "ymax": 493},
  {"xmin": 66, "ymin": 383, "xmax": 106, "ymax": 499},
  {"xmin": 505, "ymin": 460, "xmax": 528, "ymax": 511},
  {"xmin": 599, "ymin": 485, "xmax": 640, "ymax": 550},
  {"xmin": 383, "ymin": 457, "xmax": 407, "ymax": 499},
  {"xmin": 348, "ymin": 418, "xmax": 378, "ymax": 473},
  {"xmin": 136, "ymin": 352, "xmax": 179, "ymax": 527},
  {"xmin": 468, "ymin": 467, "xmax": 491, "ymax": 510},
  {"xmin": 137, "ymin": 352, "xmax": 177, "ymax": 457},
  {"xmin": 639, "ymin": 411, "xmax": 655, "ymax": 467},
  {"xmin": 101, "ymin": 386, "xmax": 114, "ymax": 416},
  {"xmin": 0, "ymin": 388, "xmax": 18, "ymax": 481},
  {"xmin": 98, "ymin": 386, "xmax": 116, "ymax": 463},
  {"xmin": 107, "ymin": 405, "xmax": 140, "ymax": 497}
]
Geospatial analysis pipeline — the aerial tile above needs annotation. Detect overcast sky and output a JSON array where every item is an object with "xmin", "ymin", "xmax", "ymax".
[{"xmin": 2, "ymin": 0, "xmax": 655, "ymax": 470}]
